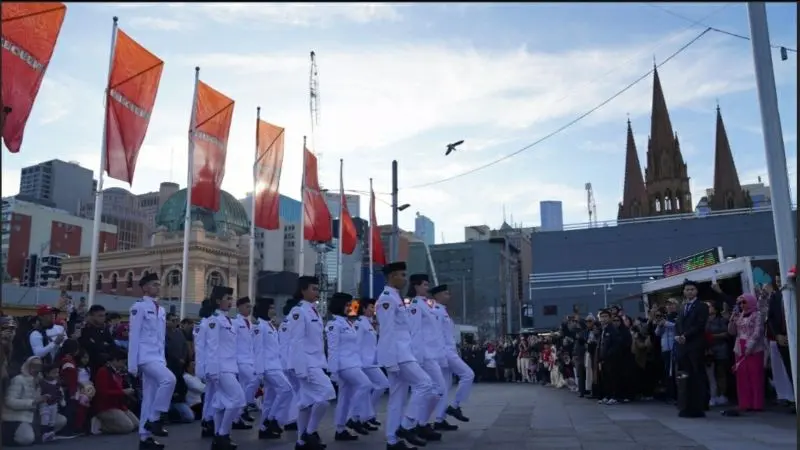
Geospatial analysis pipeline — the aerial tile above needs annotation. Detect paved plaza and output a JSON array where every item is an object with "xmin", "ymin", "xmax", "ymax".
[{"xmin": 45, "ymin": 383, "xmax": 797, "ymax": 450}]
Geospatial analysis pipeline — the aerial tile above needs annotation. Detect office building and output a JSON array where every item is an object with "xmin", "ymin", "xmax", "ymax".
[
  {"xmin": 414, "ymin": 212, "xmax": 435, "ymax": 246},
  {"xmin": 1, "ymin": 197, "xmax": 117, "ymax": 284},
  {"xmin": 18, "ymin": 159, "xmax": 95, "ymax": 214},
  {"xmin": 80, "ymin": 188, "xmax": 150, "ymax": 250},
  {"xmin": 539, "ymin": 201, "xmax": 564, "ymax": 231},
  {"xmin": 239, "ymin": 192, "xmax": 304, "ymax": 273},
  {"xmin": 322, "ymin": 192, "xmax": 362, "ymax": 294},
  {"xmin": 138, "ymin": 182, "xmax": 180, "ymax": 231}
]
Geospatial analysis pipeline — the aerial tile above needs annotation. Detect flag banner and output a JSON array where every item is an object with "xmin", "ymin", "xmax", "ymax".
[
  {"xmin": 339, "ymin": 181, "xmax": 357, "ymax": 255},
  {"xmin": 253, "ymin": 120, "xmax": 284, "ymax": 230},
  {"xmin": 370, "ymin": 186, "xmax": 386, "ymax": 265},
  {"xmin": 1, "ymin": 2, "xmax": 67, "ymax": 153},
  {"xmin": 302, "ymin": 148, "xmax": 332, "ymax": 242},
  {"xmin": 190, "ymin": 80, "xmax": 234, "ymax": 211},
  {"xmin": 105, "ymin": 28, "xmax": 164, "ymax": 184}
]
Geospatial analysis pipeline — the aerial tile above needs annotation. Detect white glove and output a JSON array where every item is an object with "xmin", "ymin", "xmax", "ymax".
[{"xmin": 329, "ymin": 371, "xmax": 339, "ymax": 384}]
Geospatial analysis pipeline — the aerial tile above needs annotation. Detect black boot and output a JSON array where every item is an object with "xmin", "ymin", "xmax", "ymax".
[
  {"xmin": 201, "ymin": 420, "xmax": 215, "ymax": 438},
  {"xmin": 415, "ymin": 424, "xmax": 442, "ymax": 441},
  {"xmin": 145, "ymin": 420, "xmax": 169, "ymax": 437},
  {"xmin": 139, "ymin": 437, "xmax": 165, "ymax": 450}
]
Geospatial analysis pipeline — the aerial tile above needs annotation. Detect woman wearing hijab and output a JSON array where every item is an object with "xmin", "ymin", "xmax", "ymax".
[{"xmin": 727, "ymin": 293, "xmax": 766, "ymax": 411}]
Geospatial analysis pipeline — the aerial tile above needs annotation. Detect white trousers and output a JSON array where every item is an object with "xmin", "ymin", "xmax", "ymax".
[
  {"xmin": 261, "ymin": 370, "xmax": 293, "ymax": 424},
  {"xmin": 769, "ymin": 341, "xmax": 795, "ymax": 401},
  {"xmin": 296, "ymin": 367, "xmax": 336, "ymax": 409},
  {"xmin": 435, "ymin": 353, "xmax": 474, "ymax": 421},
  {"xmin": 333, "ymin": 367, "xmax": 372, "ymax": 428},
  {"xmin": 237, "ymin": 363, "xmax": 258, "ymax": 404},
  {"xmin": 386, "ymin": 361, "xmax": 435, "ymax": 444},
  {"xmin": 279, "ymin": 370, "xmax": 300, "ymax": 425},
  {"xmin": 138, "ymin": 361, "xmax": 177, "ymax": 439},
  {"xmin": 414, "ymin": 359, "xmax": 446, "ymax": 424},
  {"xmin": 202, "ymin": 378, "xmax": 217, "ymax": 421},
  {"xmin": 351, "ymin": 366, "xmax": 389, "ymax": 421}
]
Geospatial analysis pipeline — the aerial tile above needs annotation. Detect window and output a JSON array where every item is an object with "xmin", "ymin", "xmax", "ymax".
[
  {"xmin": 126, "ymin": 272, "xmax": 134, "ymax": 289},
  {"xmin": 543, "ymin": 305, "xmax": 558, "ymax": 316},
  {"xmin": 96, "ymin": 273, "xmax": 103, "ymax": 290},
  {"xmin": 654, "ymin": 198, "xmax": 661, "ymax": 212},
  {"xmin": 111, "ymin": 273, "xmax": 118, "ymax": 290},
  {"xmin": 66, "ymin": 276, "xmax": 73, "ymax": 291}
]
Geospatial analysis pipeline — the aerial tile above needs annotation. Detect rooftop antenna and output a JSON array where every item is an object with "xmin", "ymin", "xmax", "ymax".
[{"xmin": 502, "ymin": 204, "xmax": 507, "ymax": 224}]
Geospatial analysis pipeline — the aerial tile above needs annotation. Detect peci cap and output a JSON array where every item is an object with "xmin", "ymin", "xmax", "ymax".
[
  {"xmin": 429, "ymin": 284, "xmax": 448, "ymax": 296},
  {"xmin": 139, "ymin": 272, "xmax": 159, "ymax": 288},
  {"xmin": 236, "ymin": 296, "xmax": 251, "ymax": 306},
  {"xmin": 298, "ymin": 276, "xmax": 319, "ymax": 285},
  {"xmin": 210, "ymin": 286, "xmax": 234, "ymax": 301},
  {"xmin": 409, "ymin": 274, "xmax": 429, "ymax": 284},
  {"xmin": 330, "ymin": 292, "xmax": 354, "ymax": 303},
  {"xmin": 381, "ymin": 261, "xmax": 407, "ymax": 275}
]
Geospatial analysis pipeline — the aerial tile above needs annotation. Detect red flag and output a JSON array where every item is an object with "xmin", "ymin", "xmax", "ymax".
[
  {"xmin": 1, "ymin": 2, "xmax": 66, "ymax": 153},
  {"xmin": 338, "ymin": 171, "xmax": 357, "ymax": 255},
  {"xmin": 253, "ymin": 119, "xmax": 284, "ymax": 230},
  {"xmin": 370, "ymin": 185, "xmax": 386, "ymax": 265},
  {"xmin": 302, "ymin": 147, "xmax": 332, "ymax": 242},
  {"xmin": 104, "ymin": 28, "xmax": 164, "ymax": 184},
  {"xmin": 190, "ymin": 80, "xmax": 234, "ymax": 211}
]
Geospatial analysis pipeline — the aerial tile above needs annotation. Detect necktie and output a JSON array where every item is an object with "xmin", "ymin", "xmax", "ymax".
[
  {"xmin": 684, "ymin": 302, "xmax": 691, "ymax": 315},
  {"xmin": 245, "ymin": 319, "xmax": 250, "ymax": 329}
]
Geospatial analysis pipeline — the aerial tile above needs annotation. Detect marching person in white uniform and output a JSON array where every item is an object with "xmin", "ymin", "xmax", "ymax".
[
  {"xmin": 406, "ymin": 274, "xmax": 446, "ymax": 441},
  {"xmin": 253, "ymin": 297, "xmax": 293, "ymax": 440},
  {"xmin": 128, "ymin": 273, "xmax": 176, "ymax": 450},
  {"xmin": 430, "ymin": 284, "xmax": 474, "ymax": 428},
  {"xmin": 195, "ymin": 299, "xmax": 218, "ymax": 439},
  {"xmin": 280, "ymin": 302, "xmax": 300, "ymax": 432},
  {"xmin": 287, "ymin": 276, "xmax": 336, "ymax": 450},
  {"xmin": 376, "ymin": 262, "xmax": 437, "ymax": 450},
  {"xmin": 205, "ymin": 286, "xmax": 246, "ymax": 450},
  {"xmin": 326, "ymin": 292, "xmax": 373, "ymax": 441},
  {"xmin": 232, "ymin": 297, "xmax": 256, "ymax": 428},
  {"xmin": 350, "ymin": 298, "xmax": 388, "ymax": 429}
]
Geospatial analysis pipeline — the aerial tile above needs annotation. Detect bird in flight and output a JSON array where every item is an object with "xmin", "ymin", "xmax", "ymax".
[{"xmin": 445, "ymin": 140, "xmax": 464, "ymax": 156}]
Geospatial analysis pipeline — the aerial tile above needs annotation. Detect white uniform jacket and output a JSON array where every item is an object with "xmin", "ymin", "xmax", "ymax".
[
  {"xmin": 127, "ymin": 296, "xmax": 167, "ymax": 374},
  {"xmin": 433, "ymin": 302, "xmax": 457, "ymax": 356},
  {"xmin": 326, "ymin": 315, "xmax": 362, "ymax": 373},
  {"xmin": 194, "ymin": 318, "xmax": 209, "ymax": 378},
  {"xmin": 287, "ymin": 301, "xmax": 327, "ymax": 377},
  {"xmin": 233, "ymin": 314, "xmax": 256, "ymax": 366},
  {"xmin": 257, "ymin": 319, "xmax": 284, "ymax": 373},
  {"xmin": 408, "ymin": 297, "xmax": 447, "ymax": 365},
  {"xmin": 205, "ymin": 310, "xmax": 239, "ymax": 376},
  {"xmin": 375, "ymin": 286, "xmax": 416, "ymax": 369},
  {"xmin": 354, "ymin": 315, "xmax": 378, "ymax": 368}
]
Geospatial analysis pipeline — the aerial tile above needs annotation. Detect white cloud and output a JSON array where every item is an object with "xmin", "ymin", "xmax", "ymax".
[
  {"xmin": 128, "ymin": 16, "xmax": 188, "ymax": 31},
  {"xmin": 193, "ymin": 3, "xmax": 402, "ymax": 26}
]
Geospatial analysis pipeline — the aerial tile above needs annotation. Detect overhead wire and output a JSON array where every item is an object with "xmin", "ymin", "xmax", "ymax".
[
  {"xmin": 401, "ymin": 27, "xmax": 714, "ymax": 191},
  {"xmin": 645, "ymin": 3, "xmax": 797, "ymax": 53}
]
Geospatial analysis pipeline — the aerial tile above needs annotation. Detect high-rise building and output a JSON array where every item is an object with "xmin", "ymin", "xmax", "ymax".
[
  {"xmin": 238, "ymin": 193, "xmax": 306, "ymax": 273},
  {"xmin": 138, "ymin": 182, "xmax": 180, "ymax": 231},
  {"xmin": 80, "ymin": 188, "xmax": 150, "ymax": 250},
  {"xmin": 18, "ymin": 159, "xmax": 95, "ymax": 214},
  {"xmin": 539, "ymin": 201, "xmax": 563, "ymax": 231},
  {"xmin": 322, "ymin": 191, "xmax": 362, "ymax": 294},
  {"xmin": 414, "ymin": 212, "xmax": 435, "ymax": 246}
]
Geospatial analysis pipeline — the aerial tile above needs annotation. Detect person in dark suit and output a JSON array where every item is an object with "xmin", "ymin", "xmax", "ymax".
[{"xmin": 675, "ymin": 279, "xmax": 709, "ymax": 418}]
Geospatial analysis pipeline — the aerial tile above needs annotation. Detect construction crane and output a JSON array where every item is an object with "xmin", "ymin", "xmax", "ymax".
[
  {"xmin": 585, "ymin": 182, "xmax": 598, "ymax": 228},
  {"xmin": 309, "ymin": 51, "xmax": 321, "ymax": 163}
]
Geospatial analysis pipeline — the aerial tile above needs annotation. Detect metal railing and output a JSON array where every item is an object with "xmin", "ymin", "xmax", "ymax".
[
  {"xmin": 535, "ymin": 204, "xmax": 796, "ymax": 232},
  {"xmin": 530, "ymin": 266, "xmax": 663, "ymax": 284}
]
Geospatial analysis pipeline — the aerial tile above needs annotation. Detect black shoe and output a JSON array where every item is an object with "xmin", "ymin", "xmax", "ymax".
[
  {"xmin": 201, "ymin": 420, "xmax": 215, "ymax": 438},
  {"xmin": 387, "ymin": 441, "xmax": 417, "ymax": 450},
  {"xmin": 415, "ymin": 425, "xmax": 442, "ymax": 441},
  {"xmin": 284, "ymin": 422, "xmax": 299, "ymax": 431},
  {"xmin": 433, "ymin": 419, "xmax": 458, "ymax": 431},
  {"xmin": 335, "ymin": 430, "xmax": 359, "ymax": 441},
  {"xmin": 139, "ymin": 438, "xmax": 165, "ymax": 450},
  {"xmin": 259, "ymin": 426, "xmax": 282, "ymax": 439},
  {"xmin": 368, "ymin": 418, "xmax": 382, "ymax": 427},
  {"xmin": 268, "ymin": 419, "xmax": 284, "ymax": 434},
  {"xmin": 362, "ymin": 420, "xmax": 379, "ymax": 431},
  {"xmin": 145, "ymin": 420, "xmax": 169, "ymax": 437},
  {"xmin": 240, "ymin": 411, "xmax": 254, "ymax": 422},
  {"xmin": 678, "ymin": 410, "xmax": 705, "ymax": 419},
  {"xmin": 307, "ymin": 431, "xmax": 327, "ymax": 449},
  {"xmin": 231, "ymin": 420, "xmax": 252, "ymax": 430},
  {"xmin": 397, "ymin": 427, "xmax": 427, "ymax": 447},
  {"xmin": 446, "ymin": 406, "xmax": 470, "ymax": 422},
  {"xmin": 212, "ymin": 434, "xmax": 237, "ymax": 450},
  {"xmin": 347, "ymin": 419, "xmax": 370, "ymax": 435}
]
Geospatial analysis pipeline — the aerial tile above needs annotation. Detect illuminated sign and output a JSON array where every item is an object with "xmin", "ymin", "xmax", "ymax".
[{"xmin": 662, "ymin": 247, "xmax": 723, "ymax": 278}]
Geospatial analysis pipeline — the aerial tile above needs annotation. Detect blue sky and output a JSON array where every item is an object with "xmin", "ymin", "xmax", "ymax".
[{"xmin": 1, "ymin": 3, "xmax": 797, "ymax": 242}]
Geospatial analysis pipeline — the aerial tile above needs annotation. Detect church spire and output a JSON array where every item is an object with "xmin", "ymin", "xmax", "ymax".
[
  {"xmin": 649, "ymin": 66, "xmax": 675, "ymax": 151},
  {"xmin": 709, "ymin": 105, "xmax": 750, "ymax": 210},
  {"xmin": 618, "ymin": 119, "xmax": 648, "ymax": 219}
]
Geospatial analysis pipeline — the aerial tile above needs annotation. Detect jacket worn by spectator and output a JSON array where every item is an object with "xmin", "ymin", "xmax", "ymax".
[
  {"xmin": 93, "ymin": 364, "xmax": 130, "ymax": 413},
  {"xmin": 78, "ymin": 323, "xmax": 118, "ymax": 374},
  {"xmin": 599, "ymin": 325, "xmax": 623, "ymax": 362}
]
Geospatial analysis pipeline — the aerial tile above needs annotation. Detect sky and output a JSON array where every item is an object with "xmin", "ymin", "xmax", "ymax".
[{"xmin": 1, "ymin": 3, "xmax": 797, "ymax": 243}]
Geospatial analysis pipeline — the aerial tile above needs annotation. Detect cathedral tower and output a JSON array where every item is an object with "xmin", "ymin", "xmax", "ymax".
[
  {"xmin": 707, "ymin": 105, "xmax": 751, "ymax": 210},
  {"xmin": 618, "ymin": 119, "xmax": 649, "ymax": 219}
]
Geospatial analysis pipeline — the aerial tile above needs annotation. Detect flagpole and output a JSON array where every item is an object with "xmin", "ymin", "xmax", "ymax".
[
  {"xmin": 336, "ymin": 159, "xmax": 344, "ymax": 292},
  {"xmin": 87, "ymin": 16, "xmax": 118, "ymax": 307},
  {"xmin": 180, "ymin": 66, "xmax": 200, "ymax": 320},
  {"xmin": 298, "ymin": 136, "xmax": 307, "ymax": 276},
  {"xmin": 249, "ymin": 107, "xmax": 260, "ymax": 300},
  {"xmin": 368, "ymin": 178, "xmax": 374, "ymax": 299}
]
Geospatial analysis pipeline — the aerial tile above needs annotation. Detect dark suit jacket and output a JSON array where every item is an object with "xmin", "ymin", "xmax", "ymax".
[
  {"xmin": 675, "ymin": 299, "xmax": 709, "ymax": 356},
  {"xmin": 766, "ymin": 291, "xmax": 786, "ymax": 339}
]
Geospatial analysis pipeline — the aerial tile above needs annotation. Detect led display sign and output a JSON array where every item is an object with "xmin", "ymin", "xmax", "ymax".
[{"xmin": 662, "ymin": 248, "xmax": 723, "ymax": 278}]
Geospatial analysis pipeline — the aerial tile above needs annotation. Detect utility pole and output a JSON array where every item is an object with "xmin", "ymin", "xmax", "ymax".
[
  {"xmin": 747, "ymin": 2, "xmax": 798, "ymax": 408},
  {"xmin": 391, "ymin": 160, "xmax": 399, "ymax": 262},
  {"xmin": 504, "ymin": 237, "xmax": 513, "ymax": 335}
]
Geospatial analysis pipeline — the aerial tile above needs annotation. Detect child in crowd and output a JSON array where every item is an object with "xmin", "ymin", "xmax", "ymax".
[{"xmin": 39, "ymin": 364, "xmax": 65, "ymax": 441}]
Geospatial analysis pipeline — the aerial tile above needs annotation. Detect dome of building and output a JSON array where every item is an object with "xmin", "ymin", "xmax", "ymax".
[{"xmin": 155, "ymin": 189, "xmax": 251, "ymax": 236}]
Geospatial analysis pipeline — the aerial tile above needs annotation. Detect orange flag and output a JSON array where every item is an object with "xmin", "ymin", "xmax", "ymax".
[
  {"xmin": 1, "ymin": 2, "xmax": 67, "ymax": 153},
  {"xmin": 254, "ymin": 118, "xmax": 285, "ymax": 230},
  {"xmin": 338, "ymin": 162, "xmax": 357, "ymax": 255},
  {"xmin": 190, "ymin": 80, "xmax": 234, "ymax": 212},
  {"xmin": 105, "ymin": 28, "xmax": 164, "ymax": 184},
  {"xmin": 302, "ymin": 146, "xmax": 332, "ymax": 242},
  {"xmin": 370, "ymin": 184, "xmax": 386, "ymax": 265}
]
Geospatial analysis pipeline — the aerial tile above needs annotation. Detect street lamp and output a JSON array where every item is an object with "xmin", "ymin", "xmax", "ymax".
[
  {"xmin": 592, "ymin": 282, "xmax": 614, "ymax": 308},
  {"xmin": 398, "ymin": 203, "xmax": 410, "ymax": 211}
]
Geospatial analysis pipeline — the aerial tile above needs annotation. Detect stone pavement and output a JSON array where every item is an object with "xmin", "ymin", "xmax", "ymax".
[{"xmin": 44, "ymin": 383, "xmax": 797, "ymax": 450}]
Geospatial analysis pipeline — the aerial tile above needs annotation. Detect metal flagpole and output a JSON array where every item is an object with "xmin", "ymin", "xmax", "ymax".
[
  {"xmin": 180, "ymin": 67, "xmax": 200, "ymax": 320},
  {"xmin": 368, "ymin": 178, "xmax": 374, "ymax": 298},
  {"xmin": 249, "ymin": 107, "xmax": 260, "ymax": 300},
  {"xmin": 298, "ymin": 136, "xmax": 307, "ymax": 276},
  {"xmin": 336, "ymin": 159, "xmax": 344, "ymax": 292},
  {"xmin": 88, "ymin": 16, "xmax": 119, "ymax": 307},
  {"xmin": 747, "ymin": 2, "xmax": 798, "ymax": 407}
]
